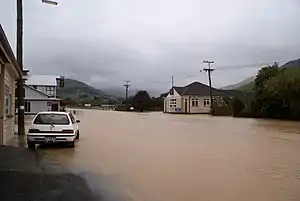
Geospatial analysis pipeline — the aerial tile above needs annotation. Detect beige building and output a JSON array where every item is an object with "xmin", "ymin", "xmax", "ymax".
[
  {"xmin": 164, "ymin": 82, "xmax": 228, "ymax": 114},
  {"xmin": 0, "ymin": 25, "xmax": 22, "ymax": 145}
]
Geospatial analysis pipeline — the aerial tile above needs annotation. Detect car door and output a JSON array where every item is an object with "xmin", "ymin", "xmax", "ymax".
[{"xmin": 69, "ymin": 113, "xmax": 79, "ymax": 132}]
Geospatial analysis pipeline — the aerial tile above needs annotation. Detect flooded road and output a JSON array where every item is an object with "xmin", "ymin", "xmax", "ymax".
[{"xmin": 41, "ymin": 110, "xmax": 300, "ymax": 201}]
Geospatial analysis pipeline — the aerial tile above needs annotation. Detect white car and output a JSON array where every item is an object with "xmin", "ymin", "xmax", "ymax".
[{"xmin": 27, "ymin": 111, "xmax": 80, "ymax": 149}]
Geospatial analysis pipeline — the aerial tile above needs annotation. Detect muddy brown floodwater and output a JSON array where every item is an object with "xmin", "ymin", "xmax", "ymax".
[{"xmin": 41, "ymin": 110, "xmax": 300, "ymax": 201}]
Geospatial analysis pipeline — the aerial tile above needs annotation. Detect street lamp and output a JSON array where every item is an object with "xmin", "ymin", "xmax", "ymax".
[
  {"xmin": 42, "ymin": 0, "xmax": 58, "ymax": 6},
  {"xmin": 16, "ymin": 0, "xmax": 58, "ymax": 135}
]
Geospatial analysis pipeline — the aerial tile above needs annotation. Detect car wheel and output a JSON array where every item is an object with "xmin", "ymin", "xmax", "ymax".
[
  {"xmin": 27, "ymin": 142, "xmax": 36, "ymax": 150},
  {"xmin": 76, "ymin": 130, "xmax": 80, "ymax": 140},
  {"xmin": 69, "ymin": 141, "xmax": 75, "ymax": 148}
]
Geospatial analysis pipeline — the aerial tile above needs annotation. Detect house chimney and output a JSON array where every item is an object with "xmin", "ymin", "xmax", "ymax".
[{"xmin": 56, "ymin": 76, "xmax": 65, "ymax": 88}]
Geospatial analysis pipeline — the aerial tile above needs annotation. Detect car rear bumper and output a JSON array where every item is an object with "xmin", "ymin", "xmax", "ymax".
[{"xmin": 27, "ymin": 134, "xmax": 76, "ymax": 143}]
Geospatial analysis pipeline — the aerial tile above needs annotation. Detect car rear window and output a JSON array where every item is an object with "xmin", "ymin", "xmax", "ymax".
[{"xmin": 33, "ymin": 114, "xmax": 70, "ymax": 125}]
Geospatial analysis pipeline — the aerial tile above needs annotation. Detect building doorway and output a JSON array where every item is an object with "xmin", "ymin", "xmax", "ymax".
[
  {"xmin": 184, "ymin": 99, "xmax": 188, "ymax": 113},
  {"xmin": 51, "ymin": 103, "xmax": 59, "ymax": 111}
]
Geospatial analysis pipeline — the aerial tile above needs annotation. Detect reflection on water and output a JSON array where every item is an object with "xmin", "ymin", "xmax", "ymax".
[{"xmin": 41, "ymin": 110, "xmax": 300, "ymax": 201}]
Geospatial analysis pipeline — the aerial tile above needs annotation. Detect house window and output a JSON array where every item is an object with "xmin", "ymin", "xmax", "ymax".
[
  {"xmin": 204, "ymin": 98, "xmax": 210, "ymax": 107},
  {"xmin": 4, "ymin": 89, "xmax": 11, "ymax": 115},
  {"xmin": 192, "ymin": 98, "xmax": 198, "ymax": 107},
  {"xmin": 46, "ymin": 86, "xmax": 55, "ymax": 97},
  {"xmin": 169, "ymin": 99, "xmax": 177, "ymax": 108},
  {"xmin": 25, "ymin": 101, "xmax": 31, "ymax": 113}
]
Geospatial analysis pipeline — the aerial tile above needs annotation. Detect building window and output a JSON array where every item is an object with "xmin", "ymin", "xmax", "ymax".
[
  {"xmin": 192, "ymin": 98, "xmax": 198, "ymax": 107},
  {"xmin": 25, "ymin": 101, "xmax": 31, "ymax": 113},
  {"xmin": 204, "ymin": 98, "xmax": 210, "ymax": 107},
  {"xmin": 46, "ymin": 86, "xmax": 55, "ymax": 97},
  {"xmin": 4, "ymin": 89, "xmax": 11, "ymax": 115},
  {"xmin": 169, "ymin": 99, "xmax": 177, "ymax": 108}
]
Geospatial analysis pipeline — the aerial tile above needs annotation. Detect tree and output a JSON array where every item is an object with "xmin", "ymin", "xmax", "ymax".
[
  {"xmin": 254, "ymin": 62, "xmax": 300, "ymax": 119},
  {"xmin": 232, "ymin": 98, "xmax": 245, "ymax": 116},
  {"xmin": 254, "ymin": 63, "xmax": 280, "ymax": 116},
  {"xmin": 131, "ymin": 90, "xmax": 151, "ymax": 112},
  {"xmin": 255, "ymin": 63, "xmax": 280, "ymax": 99}
]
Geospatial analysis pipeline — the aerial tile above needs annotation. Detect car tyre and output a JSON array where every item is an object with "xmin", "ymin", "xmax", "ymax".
[
  {"xmin": 76, "ymin": 130, "xmax": 80, "ymax": 140},
  {"xmin": 69, "ymin": 141, "xmax": 75, "ymax": 148},
  {"xmin": 27, "ymin": 142, "xmax": 35, "ymax": 150}
]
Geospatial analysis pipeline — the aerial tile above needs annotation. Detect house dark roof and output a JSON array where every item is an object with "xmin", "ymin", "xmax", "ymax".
[
  {"xmin": 173, "ymin": 86, "xmax": 185, "ymax": 95},
  {"xmin": 165, "ymin": 81, "xmax": 252, "ymax": 101},
  {"xmin": 174, "ymin": 82, "xmax": 226, "ymax": 96}
]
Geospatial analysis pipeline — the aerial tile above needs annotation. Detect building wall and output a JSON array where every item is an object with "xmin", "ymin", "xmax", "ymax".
[
  {"xmin": 25, "ymin": 100, "xmax": 60, "ymax": 114},
  {"xmin": 35, "ymin": 86, "xmax": 56, "ymax": 97},
  {"xmin": 0, "ymin": 63, "xmax": 4, "ymax": 145},
  {"xmin": 25, "ymin": 86, "xmax": 49, "ymax": 99},
  {"xmin": 29, "ymin": 101, "xmax": 49, "ymax": 114},
  {"xmin": 187, "ymin": 95, "xmax": 211, "ymax": 114},
  {"xmin": 3, "ymin": 64, "xmax": 17, "ymax": 145},
  {"xmin": 165, "ymin": 94, "xmax": 212, "ymax": 114},
  {"xmin": 164, "ymin": 89, "xmax": 183, "ymax": 113}
]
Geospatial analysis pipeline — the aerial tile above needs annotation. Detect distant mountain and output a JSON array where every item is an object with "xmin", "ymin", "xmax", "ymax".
[
  {"xmin": 102, "ymin": 87, "xmax": 162, "ymax": 98},
  {"xmin": 221, "ymin": 77, "xmax": 255, "ymax": 90},
  {"xmin": 57, "ymin": 79, "xmax": 116, "ymax": 103},
  {"xmin": 280, "ymin": 58, "xmax": 300, "ymax": 69},
  {"xmin": 102, "ymin": 87, "xmax": 127, "ymax": 98},
  {"xmin": 221, "ymin": 58, "xmax": 300, "ymax": 92}
]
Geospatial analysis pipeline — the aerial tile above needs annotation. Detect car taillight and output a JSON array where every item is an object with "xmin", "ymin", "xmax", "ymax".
[
  {"xmin": 61, "ymin": 129, "xmax": 74, "ymax": 134},
  {"xmin": 28, "ymin": 129, "xmax": 40, "ymax": 133}
]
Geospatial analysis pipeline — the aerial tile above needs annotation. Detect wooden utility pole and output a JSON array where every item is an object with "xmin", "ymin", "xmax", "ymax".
[
  {"xmin": 203, "ymin": 60, "xmax": 215, "ymax": 112},
  {"xmin": 124, "ymin": 80, "xmax": 131, "ymax": 103},
  {"xmin": 16, "ymin": 0, "xmax": 58, "ymax": 135},
  {"xmin": 16, "ymin": 0, "xmax": 25, "ymax": 135}
]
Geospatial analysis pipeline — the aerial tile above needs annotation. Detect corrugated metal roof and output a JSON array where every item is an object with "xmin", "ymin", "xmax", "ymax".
[{"xmin": 25, "ymin": 74, "xmax": 59, "ymax": 86}]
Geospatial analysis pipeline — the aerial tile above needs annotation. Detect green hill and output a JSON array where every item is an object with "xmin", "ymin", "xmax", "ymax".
[
  {"xmin": 224, "ymin": 58, "xmax": 300, "ymax": 92},
  {"xmin": 57, "ymin": 79, "xmax": 116, "ymax": 104}
]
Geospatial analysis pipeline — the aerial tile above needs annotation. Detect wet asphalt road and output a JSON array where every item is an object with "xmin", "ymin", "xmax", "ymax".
[{"xmin": 40, "ymin": 110, "xmax": 300, "ymax": 201}]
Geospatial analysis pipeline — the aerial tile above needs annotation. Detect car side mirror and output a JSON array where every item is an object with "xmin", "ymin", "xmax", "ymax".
[{"xmin": 76, "ymin": 120, "xmax": 80, "ymax": 123}]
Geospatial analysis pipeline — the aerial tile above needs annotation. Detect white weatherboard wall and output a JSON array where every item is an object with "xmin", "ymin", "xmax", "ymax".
[
  {"xmin": 24, "ymin": 85, "xmax": 50, "ymax": 114},
  {"xmin": 3, "ymin": 64, "xmax": 18, "ymax": 145},
  {"xmin": 25, "ymin": 86, "xmax": 48, "ymax": 99},
  {"xmin": 36, "ymin": 86, "xmax": 56, "ymax": 97},
  {"xmin": 164, "ymin": 89, "xmax": 183, "ymax": 113},
  {"xmin": 188, "ymin": 95, "xmax": 211, "ymax": 114},
  {"xmin": 29, "ymin": 101, "xmax": 49, "ymax": 114}
]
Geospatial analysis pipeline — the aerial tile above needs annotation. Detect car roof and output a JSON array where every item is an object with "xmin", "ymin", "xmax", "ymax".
[{"xmin": 36, "ymin": 111, "xmax": 70, "ymax": 115}]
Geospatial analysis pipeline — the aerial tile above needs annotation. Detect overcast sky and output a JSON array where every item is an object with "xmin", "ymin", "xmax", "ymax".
[{"xmin": 1, "ymin": 0, "xmax": 300, "ymax": 94}]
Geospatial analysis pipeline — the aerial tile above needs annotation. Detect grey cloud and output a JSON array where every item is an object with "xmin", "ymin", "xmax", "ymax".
[{"xmin": 1, "ymin": 0, "xmax": 300, "ymax": 94}]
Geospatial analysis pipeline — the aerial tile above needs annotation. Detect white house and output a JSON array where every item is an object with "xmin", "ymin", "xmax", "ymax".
[
  {"xmin": 164, "ymin": 82, "xmax": 228, "ymax": 114},
  {"xmin": 23, "ymin": 73, "xmax": 63, "ymax": 114}
]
